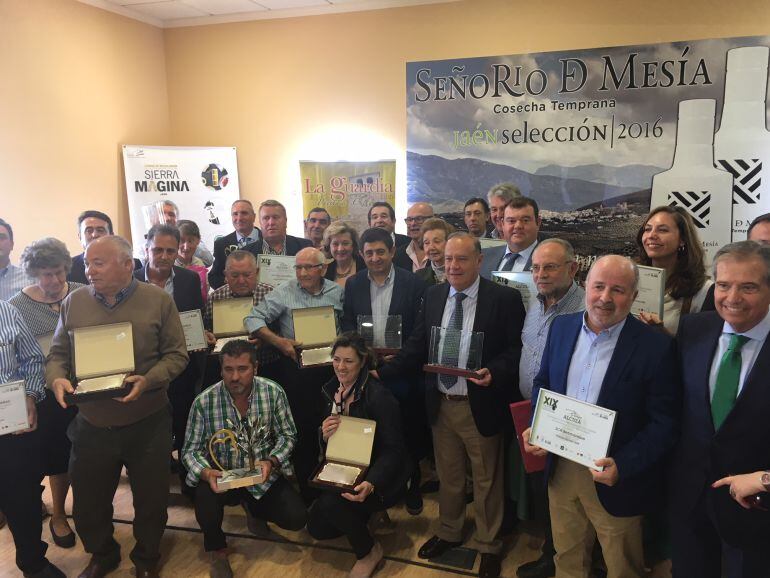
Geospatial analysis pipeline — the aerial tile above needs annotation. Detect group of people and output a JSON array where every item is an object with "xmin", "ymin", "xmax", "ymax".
[{"xmin": 0, "ymin": 183, "xmax": 768, "ymax": 578}]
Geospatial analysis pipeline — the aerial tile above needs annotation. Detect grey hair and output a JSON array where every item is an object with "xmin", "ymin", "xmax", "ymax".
[
  {"xmin": 296, "ymin": 247, "xmax": 326, "ymax": 265},
  {"xmin": 535, "ymin": 238, "xmax": 576, "ymax": 262},
  {"xmin": 713, "ymin": 240, "xmax": 770, "ymax": 285},
  {"xmin": 588, "ymin": 254, "xmax": 639, "ymax": 291},
  {"xmin": 99, "ymin": 235, "xmax": 134, "ymax": 262},
  {"xmin": 160, "ymin": 199, "xmax": 179, "ymax": 213},
  {"xmin": 487, "ymin": 183, "xmax": 521, "ymax": 203},
  {"xmin": 447, "ymin": 231, "xmax": 482, "ymax": 255},
  {"xmin": 225, "ymin": 250, "xmax": 257, "ymax": 270},
  {"xmin": 19, "ymin": 237, "xmax": 72, "ymax": 277}
]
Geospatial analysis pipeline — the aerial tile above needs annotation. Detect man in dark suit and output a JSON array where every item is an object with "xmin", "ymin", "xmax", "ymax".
[
  {"xmin": 135, "ymin": 224, "xmax": 205, "ymax": 495},
  {"xmin": 209, "ymin": 199, "xmax": 261, "ymax": 290},
  {"xmin": 523, "ymin": 255, "xmax": 679, "ymax": 578},
  {"xmin": 68, "ymin": 210, "xmax": 141, "ymax": 284},
  {"xmin": 368, "ymin": 201, "xmax": 410, "ymax": 249},
  {"xmin": 393, "ymin": 202, "xmax": 433, "ymax": 272},
  {"xmin": 342, "ymin": 227, "xmax": 428, "ymax": 514},
  {"xmin": 480, "ymin": 196, "xmax": 540, "ymax": 280},
  {"xmin": 378, "ymin": 233, "xmax": 525, "ymax": 578},
  {"xmin": 671, "ymin": 240, "xmax": 770, "ymax": 578},
  {"xmin": 239, "ymin": 200, "xmax": 312, "ymax": 263}
]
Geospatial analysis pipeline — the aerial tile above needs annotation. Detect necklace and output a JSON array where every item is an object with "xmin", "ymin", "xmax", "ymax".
[{"xmin": 335, "ymin": 262, "xmax": 354, "ymax": 278}]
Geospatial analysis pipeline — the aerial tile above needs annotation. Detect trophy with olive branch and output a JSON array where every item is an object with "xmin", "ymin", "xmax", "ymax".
[{"xmin": 208, "ymin": 416, "xmax": 270, "ymax": 490}]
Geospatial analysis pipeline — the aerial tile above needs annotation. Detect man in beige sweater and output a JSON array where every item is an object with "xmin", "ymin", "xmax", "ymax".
[{"xmin": 47, "ymin": 235, "xmax": 188, "ymax": 578}]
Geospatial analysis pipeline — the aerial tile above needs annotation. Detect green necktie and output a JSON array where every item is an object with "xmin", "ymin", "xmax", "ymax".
[{"xmin": 711, "ymin": 334, "xmax": 750, "ymax": 429}]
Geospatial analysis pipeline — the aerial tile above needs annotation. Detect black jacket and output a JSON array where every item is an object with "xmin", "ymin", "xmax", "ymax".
[
  {"xmin": 324, "ymin": 254, "xmax": 366, "ymax": 282},
  {"xmin": 320, "ymin": 373, "xmax": 411, "ymax": 505},
  {"xmin": 208, "ymin": 230, "xmax": 257, "ymax": 290}
]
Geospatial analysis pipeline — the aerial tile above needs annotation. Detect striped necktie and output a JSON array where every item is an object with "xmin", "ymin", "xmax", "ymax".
[{"xmin": 440, "ymin": 292, "xmax": 467, "ymax": 388}]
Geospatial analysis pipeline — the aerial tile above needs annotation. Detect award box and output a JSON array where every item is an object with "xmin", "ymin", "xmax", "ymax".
[
  {"xmin": 309, "ymin": 416, "xmax": 376, "ymax": 492},
  {"xmin": 292, "ymin": 305, "xmax": 338, "ymax": 367},
  {"xmin": 212, "ymin": 297, "xmax": 253, "ymax": 353}
]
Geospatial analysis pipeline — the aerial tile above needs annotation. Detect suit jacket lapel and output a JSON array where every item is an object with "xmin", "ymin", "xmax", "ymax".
[
  {"xmin": 473, "ymin": 278, "xmax": 492, "ymax": 333},
  {"xmin": 358, "ymin": 276, "xmax": 373, "ymax": 317},
  {"xmin": 694, "ymin": 317, "xmax": 722, "ymax": 434},
  {"xmin": 597, "ymin": 315, "xmax": 639, "ymax": 406},
  {"xmin": 428, "ymin": 283, "xmax": 451, "ymax": 329},
  {"xmin": 389, "ymin": 269, "xmax": 405, "ymax": 316},
  {"xmin": 721, "ymin": 327, "xmax": 770, "ymax": 430}
]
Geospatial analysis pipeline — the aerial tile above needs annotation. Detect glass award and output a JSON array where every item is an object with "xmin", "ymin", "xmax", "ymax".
[
  {"xmin": 65, "ymin": 322, "xmax": 134, "ymax": 403},
  {"xmin": 309, "ymin": 416, "xmax": 376, "ymax": 493},
  {"xmin": 292, "ymin": 305, "xmax": 338, "ymax": 368},
  {"xmin": 209, "ymin": 416, "xmax": 270, "ymax": 490},
  {"xmin": 423, "ymin": 325, "xmax": 484, "ymax": 379},
  {"xmin": 357, "ymin": 314, "xmax": 402, "ymax": 355},
  {"xmin": 212, "ymin": 297, "xmax": 253, "ymax": 354}
]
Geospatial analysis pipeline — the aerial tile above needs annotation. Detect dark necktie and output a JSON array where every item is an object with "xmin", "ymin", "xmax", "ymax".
[
  {"xmin": 711, "ymin": 333, "xmax": 750, "ymax": 429},
  {"xmin": 440, "ymin": 292, "xmax": 468, "ymax": 388},
  {"xmin": 500, "ymin": 252, "xmax": 520, "ymax": 272}
]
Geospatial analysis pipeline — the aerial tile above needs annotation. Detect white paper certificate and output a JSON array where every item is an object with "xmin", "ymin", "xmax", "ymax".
[
  {"xmin": 631, "ymin": 265, "xmax": 666, "ymax": 319},
  {"xmin": 0, "ymin": 381, "xmax": 29, "ymax": 435},
  {"xmin": 493, "ymin": 271, "xmax": 538, "ymax": 311},
  {"xmin": 258, "ymin": 254, "xmax": 296, "ymax": 287},
  {"xmin": 530, "ymin": 389, "xmax": 616, "ymax": 471},
  {"xmin": 180, "ymin": 310, "xmax": 207, "ymax": 351}
]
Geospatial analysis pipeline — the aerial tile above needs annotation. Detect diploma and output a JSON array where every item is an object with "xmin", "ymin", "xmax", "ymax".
[
  {"xmin": 180, "ymin": 310, "xmax": 207, "ymax": 351},
  {"xmin": 0, "ymin": 381, "xmax": 29, "ymax": 435},
  {"xmin": 258, "ymin": 254, "xmax": 296, "ymax": 287},
  {"xmin": 631, "ymin": 265, "xmax": 666, "ymax": 319},
  {"xmin": 493, "ymin": 271, "xmax": 537, "ymax": 311},
  {"xmin": 530, "ymin": 389, "xmax": 616, "ymax": 471}
]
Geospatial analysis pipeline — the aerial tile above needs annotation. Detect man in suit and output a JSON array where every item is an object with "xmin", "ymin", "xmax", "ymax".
[
  {"xmin": 243, "ymin": 200, "xmax": 312, "ymax": 259},
  {"xmin": 209, "ymin": 199, "xmax": 261, "ymax": 290},
  {"xmin": 342, "ymin": 226, "xmax": 428, "ymax": 514},
  {"xmin": 481, "ymin": 196, "xmax": 540, "ymax": 280},
  {"xmin": 523, "ymin": 255, "xmax": 679, "ymax": 578},
  {"xmin": 68, "ymin": 210, "xmax": 141, "ymax": 285},
  {"xmin": 368, "ymin": 201, "xmax": 410, "ymax": 248},
  {"xmin": 394, "ymin": 202, "xmax": 434, "ymax": 272},
  {"xmin": 378, "ymin": 232, "xmax": 525, "ymax": 578},
  {"xmin": 671, "ymin": 240, "xmax": 770, "ymax": 578},
  {"xmin": 135, "ymin": 224, "xmax": 205, "ymax": 495}
]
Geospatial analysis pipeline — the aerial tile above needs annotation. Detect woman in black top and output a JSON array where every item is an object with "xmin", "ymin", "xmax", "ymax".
[{"xmin": 307, "ymin": 333, "xmax": 411, "ymax": 578}]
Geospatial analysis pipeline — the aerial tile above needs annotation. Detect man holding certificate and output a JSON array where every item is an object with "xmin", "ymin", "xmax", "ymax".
[
  {"xmin": 0, "ymin": 300, "xmax": 65, "ymax": 578},
  {"xmin": 244, "ymin": 247, "xmax": 343, "ymax": 501},
  {"xmin": 524, "ymin": 255, "xmax": 679, "ymax": 578},
  {"xmin": 47, "ymin": 235, "xmax": 188, "ymax": 578}
]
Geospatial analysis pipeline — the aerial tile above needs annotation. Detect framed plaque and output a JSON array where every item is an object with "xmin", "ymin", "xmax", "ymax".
[
  {"xmin": 530, "ymin": 388, "xmax": 616, "ymax": 471},
  {"xmin": 258, "ymin": 254, "xmax": 296, "ymax": 287},
  {"xmin": 292, "ymin": 306, "xmax": 338, "ymax": 367},
  {"xmin": 422, "ymin": 326, "xmax": 484, "ymax": 379},
  {"xmin": 0, "ymin": 380, "xmax": 29, "ymax": 435},
  {"xmin": 493, "ymin": 271, "xmax": 538, "ymax": 311},
  {"xmin": 479, "ymin": 238, "xmax": 507, "ymax": 250},
  {"xmin": 357, "ymin": 314, "xmax": 402, "ymax": 355},
  {"xmin": 309, "ymin": 416, "xmax": 376, "ymax": 493},
  {"xmin": 180, "ymin": 310, "xmax": 207, "ymax": 351},
  {"xmin": 212, "ymin": 297, "xmax": 253, "ymax": 353},
  {"xmin": 66, "ymin": 322, "xmax": 135, "ymax": 403},
  {"xmin": 631, "ymin": 265, "xmax": 666, "ymax": 319}
]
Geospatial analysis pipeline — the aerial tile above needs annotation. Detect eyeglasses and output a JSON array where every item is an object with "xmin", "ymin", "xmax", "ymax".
[
  {"xmin": 293, "ymin": 264, "xmax": 324, "ymax": 271},
  {"xmin": 404, "ymin": 216, "xmax": 429, "ymax": 224},
  {"xmin": 531, "ymin": 262, "xmax": 572, "ymax": 274}
]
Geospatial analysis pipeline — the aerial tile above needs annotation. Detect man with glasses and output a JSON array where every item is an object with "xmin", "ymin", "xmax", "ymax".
[
  {"xmin": 245, "ymin": 247, "xmax": 343, "ymax": 501},
  {"xmin": 394, "ymin": 202, "xmax": 434, "ymax": 272},
  {"xmin": 516, "ymin": 239, "xmax": 585, "ymax": 578}
]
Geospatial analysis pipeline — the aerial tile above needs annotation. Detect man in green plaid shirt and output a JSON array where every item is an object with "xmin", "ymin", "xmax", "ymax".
[{"xmin": 182, "ymin": 339, "xmax": 306, "ymax": 578}]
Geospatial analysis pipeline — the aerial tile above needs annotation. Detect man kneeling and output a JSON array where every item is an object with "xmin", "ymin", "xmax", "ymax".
[{"xmin": 182, "ymin": 340, "xmax": 306, "ymax": 577}]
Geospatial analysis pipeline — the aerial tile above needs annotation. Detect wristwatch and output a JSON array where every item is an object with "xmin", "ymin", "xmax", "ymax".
[{"xmin": 761, "ymin": 471, "xmax": 770, "ymax": 492}]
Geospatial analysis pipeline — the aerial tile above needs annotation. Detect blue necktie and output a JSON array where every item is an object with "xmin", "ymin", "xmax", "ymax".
[
  {"xmin": 500, "ymin": 252, "xmax": 519, "ymax": 272},
  {"xmin": 440, "ymin": 292, "xmax": 468, "ymax": 388}
]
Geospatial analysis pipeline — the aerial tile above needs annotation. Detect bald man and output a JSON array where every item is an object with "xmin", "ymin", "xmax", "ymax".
[
  {"xmin": 524, "ymin": 255, "xmax": 679, "ymax": 578},
  {"xmin": 394, "ymin": 202, "xmax": 434, "ymax": 272},
  {"xmin": 244, "ymin": 246, "xmax": 343, "ymax": 501}
]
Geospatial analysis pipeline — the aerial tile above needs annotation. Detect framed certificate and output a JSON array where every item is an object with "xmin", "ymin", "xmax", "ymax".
[
  {"xmin": 292, "ymin": 306, "xmax": 338, "ymax": 367},
  {"xmin": 631, "ymin": 265, "xmax": 666, "ymax": 319},
  {"xmin": 212, "ymin": 297, "xmax": 253, "ymax": 337},
  {"xmin": 0, "ymin": 380, "xmax": 29, "ymax": 435},
  {"xmin": 493, "ymin": 271, "xmax": 538, "ymax": 311},
  {"xmin": 180, "ymin": 310, "xmax": 207, "ymax": 351},
  {"xmin": 67, "ymin": 322, "xmax": 135, "ymax": 403},
  {"xmin": 530, "ymin": 388, "xmax": 616, "ymax": 471},
  {"xmin": 309, "ymin": 416, "xmax": 376, "ymax": 492},
  {"xmin": 258, "ymin": 254, "xmax": 296, "ymax": 287}
]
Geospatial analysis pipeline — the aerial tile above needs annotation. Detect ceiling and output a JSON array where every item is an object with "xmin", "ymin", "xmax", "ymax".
[{"xmin": 78, "ymin": 0, "xmax": 459, "ymax": 28}]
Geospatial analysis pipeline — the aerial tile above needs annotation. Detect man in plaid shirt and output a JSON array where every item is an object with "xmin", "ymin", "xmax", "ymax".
[{"xmin": 182, "ymin": 339, "xmax": 306, "ymax": 578}]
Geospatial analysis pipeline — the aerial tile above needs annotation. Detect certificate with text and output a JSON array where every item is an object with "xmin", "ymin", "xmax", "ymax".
[
  {"xmin": 631, "ymin": 265, "xmax": 666, "ymax": 319},
  {"xmin": 530, "ymin": 389, "xmax": 616, "ymax": 471},
  {"xmin": 258, "ymin": 255, "xmax": 296, "ymax": 287}
]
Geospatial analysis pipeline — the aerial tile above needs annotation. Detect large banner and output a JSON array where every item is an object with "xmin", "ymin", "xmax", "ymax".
[
  {"xmin": 300, "ymin": 160, "xmax": 396, "ymax": 233},
  {"xmin": 407, "ymin": 36, "xmax": 770, "ymax": 265},
  {"xmin": 123, "ymin": 145, "xmax": 240, "ymax": 258}
]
